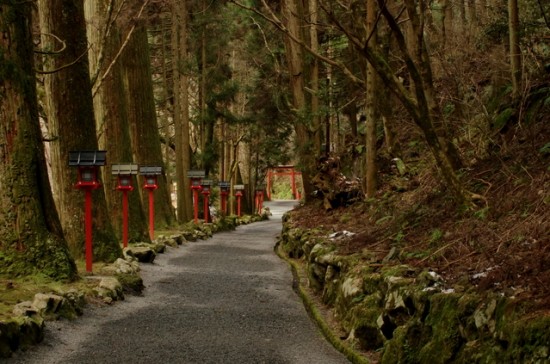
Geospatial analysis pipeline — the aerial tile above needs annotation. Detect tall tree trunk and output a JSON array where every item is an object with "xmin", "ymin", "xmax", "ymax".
[
  {"xmin": 38, "ymin": 0, "xmax": 121, "ymax": 262},
  {"xmin": 173, "ymin": 0, "xmax": 193, "ymax": 223},
  {"xmin": 0, "ymin": 2, "xmax": 77, "ymax": 279},
  {"xmin": 365, "ymin": 0, "xmax": 379, "ymax": 198},
  {"xmin": 365, "ymin": 0, "xmax": 472, "ymax": 205},
  {"xmin": 308, "ymin": 0, "xmax": 322, "ymax": 155},
  {"xmin": 199, "ymin": 0, "xmax": 208, "ymax": 157},
  {"xmin": 508, "ymin": 0, "xmax": 522, "ymax": 98},
  {"xmin": 122, "ymin": 23, "xmax": 175, "ymax": 229},
  {"xmin": 282, "ymin": 0, "xmax": 315, "ymax": 199},
  {"xmin": 85, "ymin": 0, "xmax": 150, "ymax": 243}
]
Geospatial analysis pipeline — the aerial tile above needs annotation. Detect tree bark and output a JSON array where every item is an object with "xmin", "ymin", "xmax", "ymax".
[
  {"xmin": 0, "ymin": 3, "xmax": 77, "ymax": 279},
  {"xmin": 38, "ymin": 0, "xmax": 121, "ymax": 262},
  {"xmin": 308, "ymin": 0, "xmax": 322, "ymax": 155},
  {"xmin": 508, "ymin": 0, "xmax": 522, "ymax": 98},
  {"xmin": 122, "ymin": 22, "xmax": 176, "ymax": 229},
  {"xmin": 365, "ymin": 0, "xmax": 379, "ymax": 198},
  {"xmin": 172, "ymin": 0, "xmax": 193, "ymax": 223},
  {"xmin": 85, "ymin": 0, "xmax": 150, "ymax": 243},
  {"xmin": 282, "ymin": 0, "xmax": 315, "ymax": 200}
]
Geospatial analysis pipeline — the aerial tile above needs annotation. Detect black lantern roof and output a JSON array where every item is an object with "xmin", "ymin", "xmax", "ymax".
[
  {"xmin": 201, "ymin": 179, "xmax": 213, "ymax": 186},
  {"xmin": 218, "ymin": 181, "xmax": 230, "ymax": 189},
  {"xmin": 139, "ymin": 166, "xmax": 162, "ymax": 175},
  {"xmin": 112, "ymin": 164, "xmax": 138, "ymax": 175},
  {"xmin": 68, "ymin": 151, "xmax": 107, "ymax": 166},
  {"xmin": 187, "ymin": 170, "xmax": 206, "ymax": 179}
]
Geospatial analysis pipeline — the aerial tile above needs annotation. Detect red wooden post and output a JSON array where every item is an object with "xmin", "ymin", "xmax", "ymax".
[
  {"xmin": 70, "ymin": 151, "xmax": 106, "ymax": 274},
  {"xmin": 219, "ymin": 181, "xmax": 230, "ymax": 215},
  {"xmin": 234, "ymin": 185, "xmax": 244, "ymax": 217},
  {"xmin": 221, "ymin": 192, "xmax": 227, "ymax": 214},
  {"xmin": 236, "ymin": 193, "xmax": 242, "ymax": 217},
  {"xmin": 291, "ymin": 168, "xmax": 297, "ymax": 199},
  {"xmin": 148, "ymin": 189, "xmax": 155, "ymax": 240},
  {"xmin": 203, "ymin": 192, "xmax": 209, "ymax": 223},
  {"xmin": 193, "ymin": 189, "xmax": 200, "ymax": 223},
  {"xmin": 113, "ymin": 164, "xmax": 137, "ymax": 249},
  {"xmin": 84, "ymin": 189, "xmax": 93, "ymax": 273},
  {"xmin": 122, "ymin": 190, "xmax": 129, "ymax": 248},
  {"xmin": 188, "ymin": 170, "xmax": 206, "ymax": 224},
  {"xmin": 140, "ymin": 165, "xmax": 162, "ymax": 241},
  {"xmin": 266, "ymin": 169, "xmax": 272, "ymax": 200},
  {"xmin": 200, "ymin": 179, "xmax": 212, "ymax": 223}
]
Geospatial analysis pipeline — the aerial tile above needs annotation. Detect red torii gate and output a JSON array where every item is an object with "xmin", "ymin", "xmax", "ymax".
[{"xmin": 266, "ymin": 165, "xmax": 302, "ymax": 200}]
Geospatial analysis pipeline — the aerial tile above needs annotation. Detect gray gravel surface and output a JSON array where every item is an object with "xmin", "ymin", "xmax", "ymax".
[{"xmin": 7, "ymin": 200, "xmax": 350, "ymax": 364}]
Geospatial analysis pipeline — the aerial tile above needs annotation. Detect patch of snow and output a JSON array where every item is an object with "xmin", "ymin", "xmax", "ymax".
[
  {"xmin": 328, "ymin": 230, "xmax": 356, "ymax": 240},
  {"xmin": 472, "ymin": 265, "xmax": 498, "ymax": 280}
]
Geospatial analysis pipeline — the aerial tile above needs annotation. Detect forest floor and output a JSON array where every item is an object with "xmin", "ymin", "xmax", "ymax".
[{"xmin": 290, "ymin": 120, "xmax": 549, "ymax": 313}]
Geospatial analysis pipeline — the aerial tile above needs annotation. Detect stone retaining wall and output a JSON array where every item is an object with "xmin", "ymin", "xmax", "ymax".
[{"xmin": 279, "ymin": 213, "xmax": 550, "ymax": 363}]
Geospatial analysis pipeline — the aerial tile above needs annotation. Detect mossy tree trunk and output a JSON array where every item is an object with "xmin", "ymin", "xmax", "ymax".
[
  {"xmin": 122, "ymin": 23, "xmax": 175, "ymax": 229},
  {"xmin": 0, "ymin": 2, "xmax": 77, "ymax": 280},
  {"xmin": 365, "ymin": 0, "xmax": 379, "ymax": 198},
  {"xmin": 508, "ymin": 0, "xmax": 522, "ymax": 98},
  {"xmin": 84, "ymin": 0, "xmax": 150, "ymax": 242},
  {"xmin": 282, "ymin": 0, "xmax": 316, "ymax": 200},
  {"xmin": 172, "ymin": 0, "xmax": 193, "ymax": 223},
  {"xmin": 353, "ymin": 1, "xmax": 473, "ymax": 205},
  {"xmin": 38, "ymin": 0, "xmax": 122, "ymax": 262}
]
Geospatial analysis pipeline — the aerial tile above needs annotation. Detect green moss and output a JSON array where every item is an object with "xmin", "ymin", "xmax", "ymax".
[
  {"xmin": 115, "ymin": 273, "xmax": 144, "ymax": 295},
  {"xmin": 346, "ymin": 294, "xmax": 385, "ymax": 350},
  {"xmin": 382, "ymin": 322, "xmax": 431, "ymax": 364},
  {"xmin": 0, "ymin": 316, "xmax": 45, "ymax": 358},
  {"xmin": 380, "ymin": 265, "xmax": 413, "ymax": 278},
  {"xmin": 0, "ymin": 320, "xmax": 20, "ymax": 358},
  {"xmin": 417, "ymin": 293, "xmax": 480, "ymax": 363},
  {"xmin": 0, "ymin": 234, "xmax": 77, "ymax": 281},
  {"xmin": 497, "ymin": 315, "xmax": 550, "ymax": 363}
]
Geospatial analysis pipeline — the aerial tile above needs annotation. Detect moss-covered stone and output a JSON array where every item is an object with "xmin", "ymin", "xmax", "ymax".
[
  {"xmin": 346, "ymin": 294, "xmax": 385, "ymax": 350},
  {"xmin": 115, "ymin": 273, "xmax": 144, "ymax": 295},
  {"xmin": 0, "ymin": 316, "xmax": 44, "ymax": 358}
]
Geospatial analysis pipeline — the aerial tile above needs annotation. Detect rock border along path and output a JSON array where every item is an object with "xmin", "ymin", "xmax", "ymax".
[{"xmin": 8, "ymin": 200, "xmax": 350, "ymax": 364}]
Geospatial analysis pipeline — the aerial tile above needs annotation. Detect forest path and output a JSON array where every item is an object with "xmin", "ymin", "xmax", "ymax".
[{"xmin": 8, "ymin": 200, "xmax": 350, "ymax": 364}]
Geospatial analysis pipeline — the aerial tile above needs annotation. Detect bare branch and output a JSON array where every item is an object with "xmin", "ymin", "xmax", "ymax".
[
  {"xmin": 230, "ymin": 0, "xmax": 364, "ymax": 86},
  {"xmin": 92, "ymin": 0, "xmax": 150, "ymax": 98},
  {"xmin": 33, "ymin": 33, "xmax": 66, "ymax": 55},
  {"xmin": 34, "ymin": 44, "xmax": 92, "ymax": 74},
  {"xmin": 538, "ymin": 0, "xmax": 550, "ymax": 30},
  {"xmin": 89, "ymin": 0, "xmax": 119, "ymax": 85}
]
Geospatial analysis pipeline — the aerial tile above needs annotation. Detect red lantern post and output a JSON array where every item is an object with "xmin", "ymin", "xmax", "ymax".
[
  {"xmin": 139, "ymin": 166, "xmax": 162, "ymax": 240},
  {"xmin": 112, "ymin": 164, "xmax": 138, "ymax": 248},
  {"xmin": 201, "ymin": 179, "xmax": 213, "ymax": 223},
  {"xmin": 218, "ymin": 181, "xmax": 230, "ymax": 215},
  {"xmin": 255, "ymin": 188, "xmax": 265, "ymax": 214},
  {"xmin": 69, "ymin": 151, "xmax": 107, "ymax": 273},
  {"xmin": 187, "ymin": 170, "xmax": 205, "ymax": 224},
  {"xmin": 234, "ymin": 184, "xmax": 245, "ymax": 217}
]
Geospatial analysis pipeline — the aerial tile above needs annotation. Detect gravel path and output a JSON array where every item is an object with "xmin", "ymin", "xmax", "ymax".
[{"xmin": 8, "ymin": 201, "xmax": 350, "ymax": 364}]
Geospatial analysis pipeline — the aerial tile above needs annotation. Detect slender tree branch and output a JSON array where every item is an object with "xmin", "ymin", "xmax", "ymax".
[
  {"xmin": 230, "ymin": 0, "xmax": 364, "ymax": 86},
  {"xmin": 34, "ymin": 44, "xmax": 92, "ymax": 74},
  {"xmin": 537, "ymin": 0, "xmax": 550, "ymax": 29},
  {"xmin": 33, "ymin": 32, "xmax": 66, "ymax": 54},
  {"xmin": 89, "ymin": 0, "xmax": 119, "ymax": 85},
  {"xmin": 92, "ymin": 0, "xmax": 150, "ymax": 98}
]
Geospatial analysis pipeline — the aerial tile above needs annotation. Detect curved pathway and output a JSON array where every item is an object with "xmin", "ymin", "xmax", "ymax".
[{"xmin": 9, "ymin": 200, "xmax": 350, "ymax": 364}]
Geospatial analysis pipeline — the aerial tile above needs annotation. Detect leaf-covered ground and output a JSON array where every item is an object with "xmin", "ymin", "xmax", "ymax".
[{"xmin": 289, "ymin": 117, "xmax": 549, "ymax": 312}]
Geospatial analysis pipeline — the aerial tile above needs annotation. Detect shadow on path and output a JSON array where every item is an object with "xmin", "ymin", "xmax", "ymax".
[{"xmin": 8, "ymin": 199, "xmax": 349, "ymax": 364}]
